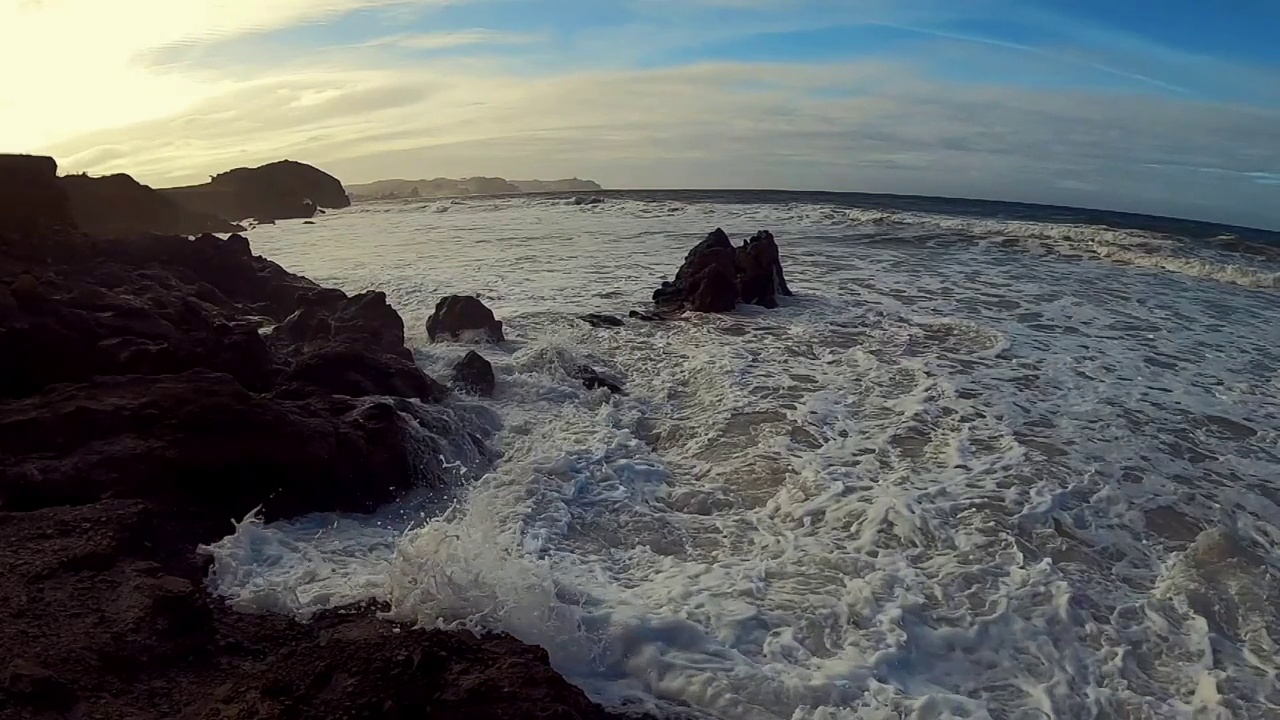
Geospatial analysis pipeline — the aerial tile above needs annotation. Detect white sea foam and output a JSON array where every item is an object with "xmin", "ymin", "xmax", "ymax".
[{"xmin": 208, "ymin": 196, "xmax": 1280, "ymax": 719}]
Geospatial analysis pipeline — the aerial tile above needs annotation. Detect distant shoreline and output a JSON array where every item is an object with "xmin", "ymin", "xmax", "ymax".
[{"xmin": 349, "ymin": 187, "xmax": 1280, "ymax": 241}]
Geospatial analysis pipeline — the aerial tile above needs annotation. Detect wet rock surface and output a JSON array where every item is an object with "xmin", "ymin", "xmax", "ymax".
[
  {"xmin": 452, "ymin": 350, "xmax": 497, "ymax": 396},
  {"xmin": 0, "ymin": 226, "xmax": 648, "ymax": 720},
  {"xmin": 652, "ymin": 227, "xmax": 792, "ymax": 313},
  {"xmin": 581, "ymin": 313, "xmax": 625, "ymax": 328},
  {"xmin": 426, "ymin": 294, "xmax": 506, "ymax": 342},
  {"xmin": 573, "ymin": 364, "xmax": 625, "ymax": 395}
]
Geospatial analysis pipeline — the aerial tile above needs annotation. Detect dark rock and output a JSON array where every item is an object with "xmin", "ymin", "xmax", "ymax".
[
  {"xmin": 0, "ymin": 224, "xmax": 641, "ymax": 720},
  {"xmin": 0, "ymin": 370, "xmax": 422, "ymax": 520},
  {"xmin": 302, "ymin": 220, "xmax": 316, "ymax": 225},
  {"xmin": 0, "ymin": 155, "xmax": 76, "ymax": 235},
  {"xmin": 572, "ymin": 365, "xmax": 625, "ymax": 395},
  {"xmin": 60, "ymin": 173, "xmax": 243, "ymax": 236},
  {"xmin": 274, "ymin": 290, "xmax": 416, "ymax": 362},
  {"xmin": 452, "ymin": 351, "xmax": 496, "ymax": 397},
  {"xmin": 426, "ymin": 295, "xmax": 505, "ymax": 343},
  {"xmin": 628, "ymin": 310, "xmax": 666, "ymax": 322},
  {"xmin": 573, "ymin": 196, "xmax": 603, "ymax": 206},
  {"xmin": 1, "ymin": 658, "xmax": 77, "ymax": 715},
  {"xmin": 0, "ymin": 502, "xmax": 642, "ymax": 720},
  {"xmin": 161, "ymin": 160, "xmax": 350, "ymax": 224},
  {"xmin": 581, "ymin": 313, "xmax": 624, "ymax": 328},
  {"xmin": 654, "ymin": 228, "xmax": 739, "ymax": 313},
  {"xmin": 0, "ymin": 232, "xmax": 331, "ymax": 399},
  {"xmin": 652, "ymin": 227, "xmax": 792, "ymax": 313},
  {"xmin": 280, "ymin": 344, "xmax": 446, "ymax": 402},
  {"xmin": 736, "ymin": 230, "xmax": 792, "ymax": 308}
]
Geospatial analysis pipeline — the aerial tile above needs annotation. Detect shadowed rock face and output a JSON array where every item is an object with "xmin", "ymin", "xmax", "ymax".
[
  {"xmin": 653, "ymin": 228, "xmax": 792, "ymax": 313},
  {"xmin": 736, "ymin": 230, "xmax": 793, "ymax": 309},
  {"xmin": 162, "ymin": 160, "xmax": 351, "ymax": 223},
  {"xmin": 452, "ymin": 350, "xmax": 496, "ymax": 396},
  {"xmin": 654, "ymin": 228, "xmax": 740, "ymax": 313},
  {"xmin": 0, "ymin": 228, "xmax": 643, "ymax": 720},
  {"xmin": 426, "ymin": 295, "xmax": 505, "ymax": 343},
  {"xmin": 60, "ymin": 173, "xmax": 243, "ymax": 237},
  {"xmin": 0, "ymin": 155, "xmax": 75, "ymax": 235},
  {"xmin": 0, "ymin": 229, "xmax": 450, "ymax": 516}
]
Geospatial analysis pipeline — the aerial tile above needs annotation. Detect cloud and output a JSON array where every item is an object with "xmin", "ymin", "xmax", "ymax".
[
  {"xmin": 8, "ymin": 0, "xmax": 1280, "ymax": 228},
  {"xmin": 362, "ymin": 29, "xmax": 544, "ymax": 51},
  {"xmin": 0, "ymin": 0, "xmax": 465, "ymax": 147},
  {"xmin": 40, "ymin": 57, "xmax": 1280, "ymax": 228}
]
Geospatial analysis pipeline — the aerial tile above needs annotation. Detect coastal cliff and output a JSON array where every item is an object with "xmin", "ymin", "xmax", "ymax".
[
  {"xmin": 162, "ymin": 160, "xmax": 351, "ymax": 223},
  {"xmin": 62, "ymin": 172, "xmax": 243, "ymax": 236},
  {"xmin": 347, "ymin": 176, "xmax": 603, "ymax": 201}
]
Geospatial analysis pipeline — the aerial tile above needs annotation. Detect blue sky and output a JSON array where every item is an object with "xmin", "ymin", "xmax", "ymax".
[{"xmin": 4, "ymin": 0, "xmax": 1279, "ymax": 228}]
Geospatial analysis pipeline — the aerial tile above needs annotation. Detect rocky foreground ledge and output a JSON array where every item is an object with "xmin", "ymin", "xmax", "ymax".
[{"xmin": 0, "ymin": 164, "xmax": 645, "ymax": 719}]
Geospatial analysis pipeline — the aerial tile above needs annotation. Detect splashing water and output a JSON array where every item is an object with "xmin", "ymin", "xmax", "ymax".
[{"xmin": 202, "ymin": 194, "xmax": 1280, "ymax": 719}]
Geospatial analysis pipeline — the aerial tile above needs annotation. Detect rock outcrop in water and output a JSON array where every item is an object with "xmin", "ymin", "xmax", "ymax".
[
  {"xmin": 452, "ymin": 350, "xmax": 496, "ymax": 396},
  {"xmin": 162, "ymin": 160, "xmax": 351, "ymax": 223},
  {"xmin": 736, "ymin": 230, "xmax": 793, "ymax": 309},
  {"xmin": 0, "ymin": 193, "xmax": 642, "ymax": 718},
  {"xmin": 426, "ymin": 295, "xmax": 506, "ymax": 343},
  {"xmin": 581, "ymin": 313, "xmax": 625, "ymax": 328},
  {"xmin": 653, "ymin": 228, "xmax": 793, "ymax": 313}
]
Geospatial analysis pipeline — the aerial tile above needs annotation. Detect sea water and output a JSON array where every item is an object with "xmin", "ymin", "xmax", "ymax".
[{"xmin": 203, "ymin": 192, "xmax": 1280, "ymax": 719}]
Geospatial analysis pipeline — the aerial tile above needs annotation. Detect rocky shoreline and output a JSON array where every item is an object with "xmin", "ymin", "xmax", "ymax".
[
  {"xmin": 1, "ymin": 154, "xmax": 795, "ymax": 719},
  {"xmin": 0, "ymin": 156, "xmax": 649, "ymax": 719}
]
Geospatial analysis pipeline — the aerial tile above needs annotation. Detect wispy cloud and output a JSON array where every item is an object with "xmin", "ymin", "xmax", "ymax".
[
  {"xmin": 40, "ymin": 57, "xmax": 1280, "ymax": 227},
  {"xmin": 6, "ymin": 0, "xmax": 1279, "ymax": 227},
  {"xmin": 362, "ymin": 29, "xmax": 544, "ymax": 51},
  {"xmin": 870, "ymin": 22, "xmax": 1192, "ymax": 94}
]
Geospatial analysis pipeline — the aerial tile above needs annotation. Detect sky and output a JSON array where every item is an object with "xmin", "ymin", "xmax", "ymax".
[{"xmin": 3, "ymin": 0, "xmax": 1279, "ymax": 229}]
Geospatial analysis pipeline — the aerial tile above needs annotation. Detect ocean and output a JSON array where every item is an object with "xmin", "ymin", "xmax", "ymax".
[{"xmin": 202, "ymin": 191, "xmax": 1280, "ymax": 720}]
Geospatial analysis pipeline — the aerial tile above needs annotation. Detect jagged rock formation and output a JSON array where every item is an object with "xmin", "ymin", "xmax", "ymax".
[
  {"xmin": 162, "ymin": 160, "xmax": 350, "ymax": 223},
  {"xmin": 653, "ymin": 228, "xmax": 793, "ymax": 313}
]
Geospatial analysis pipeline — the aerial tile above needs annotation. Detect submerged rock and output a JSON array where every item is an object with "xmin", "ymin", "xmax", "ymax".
[
  {"xmin": 628, "ymin": 309, "xmax": 674, "ymax": 322},
  {"xmin": 452, "ymin": 350, "xmax": 496, "ymax": 396},
  {"xmin": 580, "ymin": 313, "xmax": 624, "ymax": 328},
  {"xmin": 652, "ymin": 227, "xmax": 792, "ymax": 313},
  {"xmin": 572, "ymin": 364, "xmax": 625, "ymax": 395},
  {"xmin": 426, "ymin": 295, "xmax": 505, "ymax": 343},
  {"xmin": 573, "ymin": 196, "xmax": 603, "ymax": 206}
]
